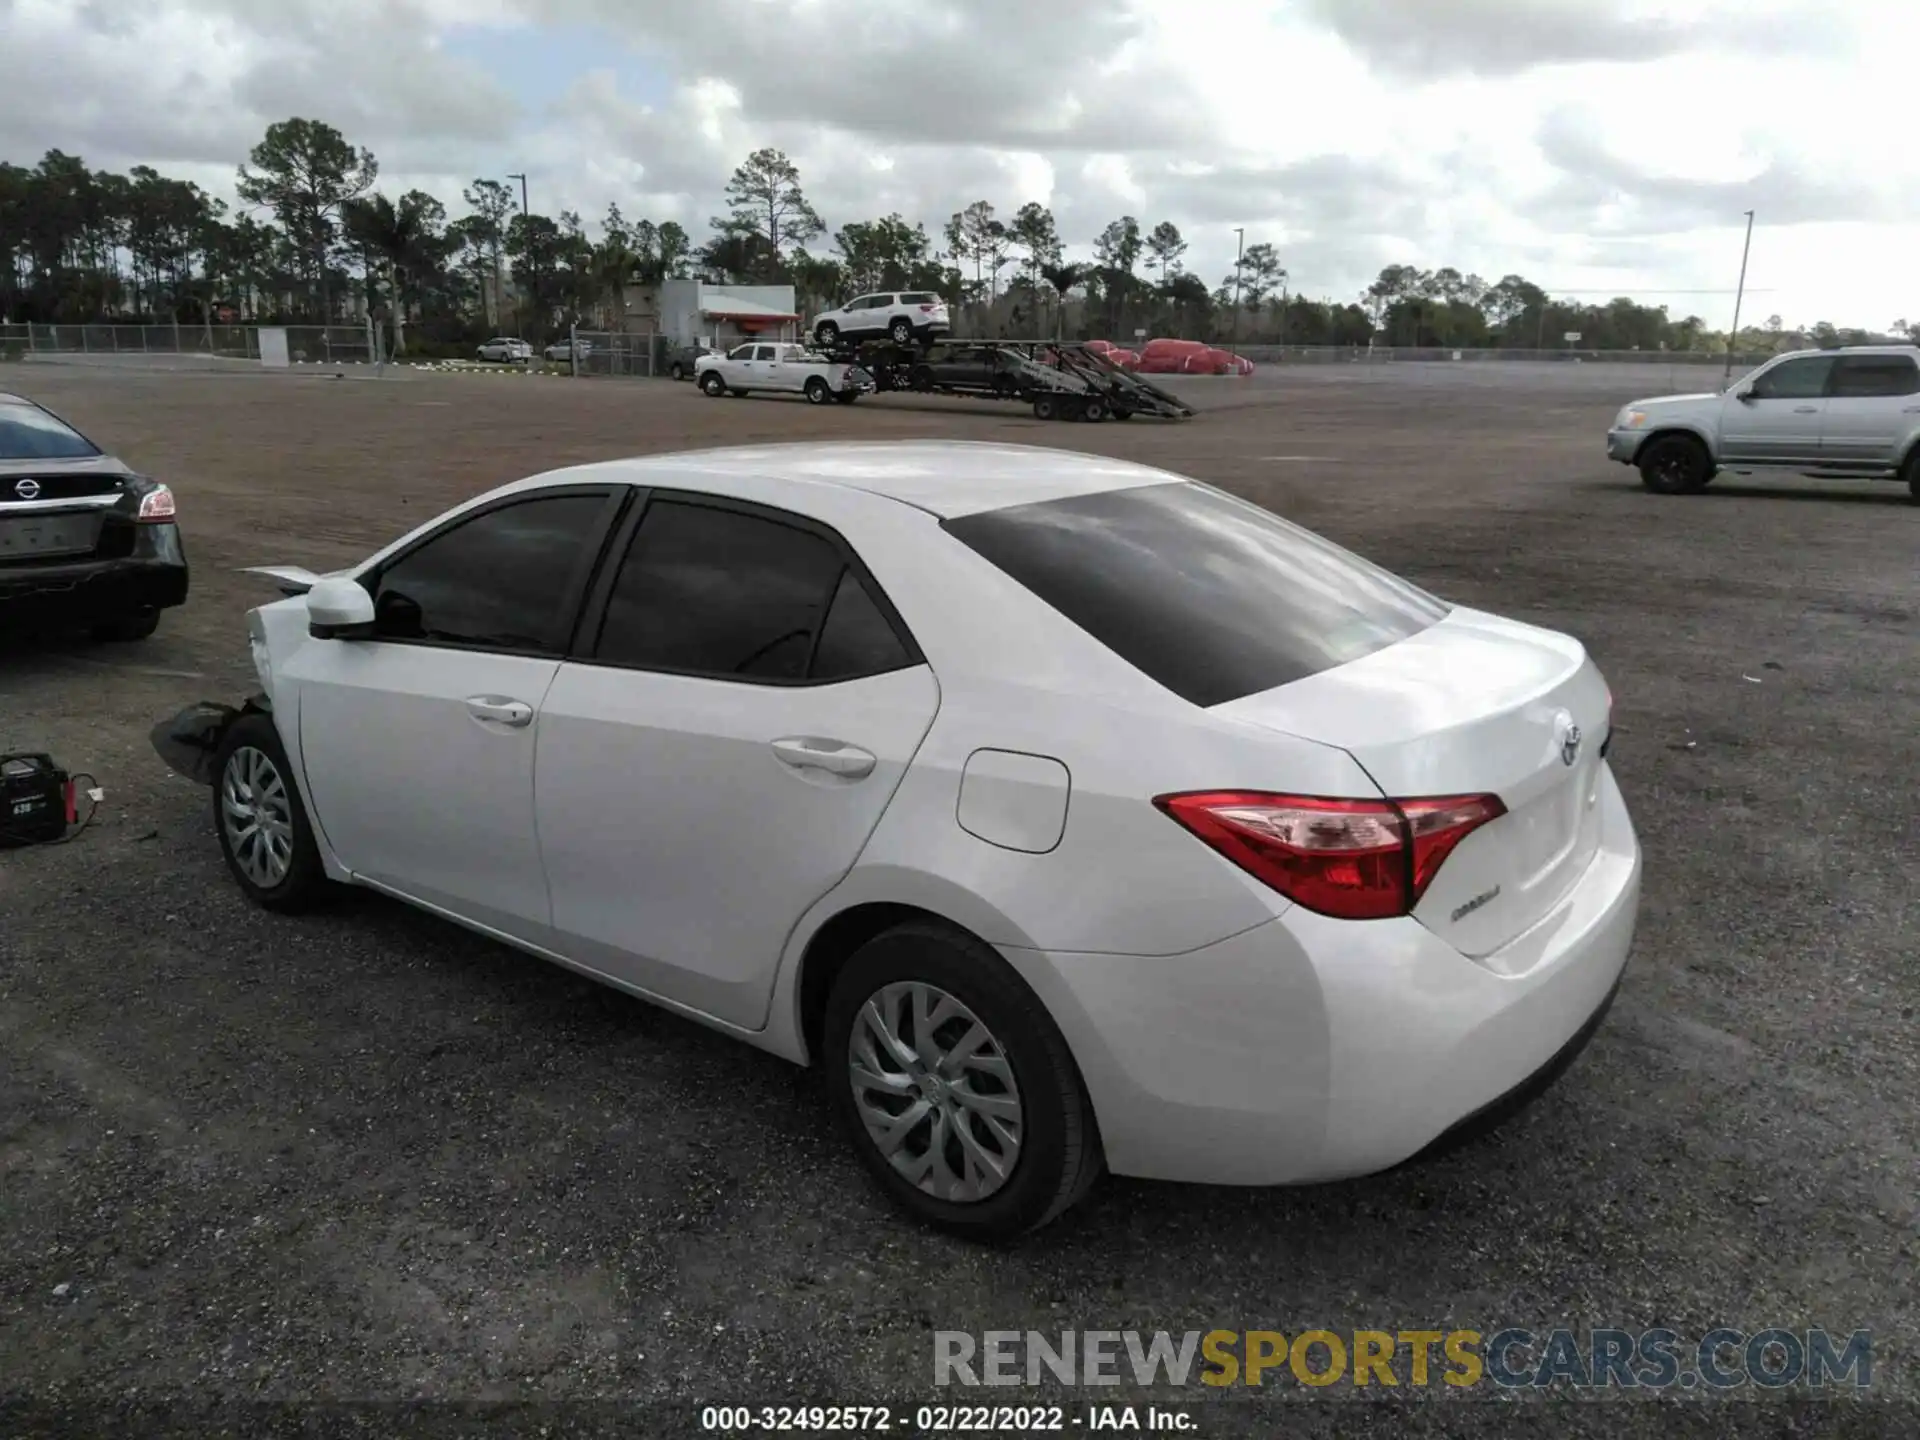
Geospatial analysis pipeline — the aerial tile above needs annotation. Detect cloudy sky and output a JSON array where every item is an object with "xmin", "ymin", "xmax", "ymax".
[{"xmin": 3, "ymin": 0, "xmax": 1915, "ymax": 328}]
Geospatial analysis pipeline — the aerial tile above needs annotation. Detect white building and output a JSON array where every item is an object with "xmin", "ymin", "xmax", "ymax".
[{"xmin": 658, "ymin": 279, "xmax": 800, "ymax": 348}]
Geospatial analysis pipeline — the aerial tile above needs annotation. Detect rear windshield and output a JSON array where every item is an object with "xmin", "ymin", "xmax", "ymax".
[
  {"xmin": 0, "ymin": 403, "xmax": 101, "ymax": 460},
  {"xmin": 943, "ymin": 482, "xmax": 1448, "ymax": 707}
]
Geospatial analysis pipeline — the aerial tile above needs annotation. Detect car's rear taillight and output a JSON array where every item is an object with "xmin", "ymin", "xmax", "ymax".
[
  {"xmin": 136, "ymin": 484, "xmax": 176, "ymax": 523},
  {"xmin": 1153, "ymin": 790, "xmax": 1506, "ymax": 921}
]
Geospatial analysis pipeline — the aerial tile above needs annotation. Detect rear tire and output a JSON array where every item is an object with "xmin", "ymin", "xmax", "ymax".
[
  {"xmin": 1902, "ymin": 445, "xmax": 1920, "ymax": 503},
  {"xmin": 669, "ymin": 362, "xmax": 685, "ymax": 381},
  {"xmin": 822, "ymin": 922, "xmax": 1103, "ymax": 1240},
  {"xmin": 805, "ymin": 376, "xmax": 831, "ymax": 405},
  {"xmin": 1637, "ymin": 434, "xmax": 1715, "ymax": 494},
  {"xmin": 889, "ymin": 318, "xmax": 914, "ymax": 346},
  {"xmin": 815, "ymin": 322, "xmax": 840, "ymax": 348},
  {"xmin": 1032, "ymin": 396, "xmax": 1058, "ymax": 421},
  {"xmin": 93, "ymin": 610, "xmax": 159, "ymax": 642},
  {"xmin": 212, "ymin": 713, "xmax": 329, "ymax": 913},
  {"xmin": 700, "ymin": 371, "xmax": 725, "ymax": 396},
  {"xmin": 1081, "ymin": 398, "xmax": 1108, "ymax": 423}
]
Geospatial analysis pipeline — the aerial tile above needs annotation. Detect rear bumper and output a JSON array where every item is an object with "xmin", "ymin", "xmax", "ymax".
[
  {"xmin": 1606, "ymin": 428, "xmax": 1647, "ymax": 464},
  {"xmin": 1012, "ymin": 764, "xmax": 1641, "ymax": 1186},
  {"xmin": 0, "ymin": 523, "xmax": 188, "ymax": 631}
]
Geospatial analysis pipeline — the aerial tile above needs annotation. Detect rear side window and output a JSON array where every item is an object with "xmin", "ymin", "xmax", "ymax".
[
  {"xmin": 1830, "ymin": 356, "xmax": 1920, "ymax": 398},
  {"xmin": 943, "ymin": 483, "xmax": 1449, "ymax": 707},
  {"xmin": 0, "ymin": 404, "xmax": 101, "ymax": 460},
  {"xmin": 594, "ymin": 499, "xmax": 914, "ymax": 684},
  {"xmin": 901, "ymin": 293, "xmax": 938, "ymax": 305}
]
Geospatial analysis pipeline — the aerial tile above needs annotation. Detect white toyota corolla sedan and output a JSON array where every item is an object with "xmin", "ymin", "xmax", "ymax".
[{"xmin": 153, "ymin": 441, "xmax": 1640, "ymax": 1238}]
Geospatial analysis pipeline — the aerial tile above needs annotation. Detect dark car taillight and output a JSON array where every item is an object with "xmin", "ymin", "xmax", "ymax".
[
  {"xmin": 136, "ymin": 484, "xmax": 176, "ymax": 522},
  {"xmin": 1154, "ymin": 790, "xmax": 1506, "ymax": 921}
]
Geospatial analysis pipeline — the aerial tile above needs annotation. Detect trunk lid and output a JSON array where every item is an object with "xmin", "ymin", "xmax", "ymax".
[{"xmin": 1211, "ymin": 607, "xmax": 1611, "ymax": 956}]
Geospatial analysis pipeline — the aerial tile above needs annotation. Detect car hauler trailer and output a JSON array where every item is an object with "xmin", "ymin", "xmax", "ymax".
[{"xmin": 816, "ymin": 338, "xmax": 1195, "ymax": 421}]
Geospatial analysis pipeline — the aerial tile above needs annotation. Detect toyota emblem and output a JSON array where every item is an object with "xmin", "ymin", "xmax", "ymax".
[
  {"xmin": 1560, "ymin": 723, "xmax": 1584, "ymax": 767},
  {"xmin": 13, "ymin": 478, "xmax": 40, "ymax": 500}
]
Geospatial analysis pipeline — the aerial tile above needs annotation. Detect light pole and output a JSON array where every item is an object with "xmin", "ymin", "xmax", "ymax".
[
  {"xmin": 1724, "ymin": 208, "xmax": 1755, "ymax": 384},
  {"xmin": 1230, "ymin": 227, "xmax": 1245, "ymax": 352},
  {"xmin": 1276, "ymin": 269, "xmax": 1289, "ymax": 350},
  {"xmin": 506, "ymin": 172, "xmax": 530, "ymax": 338}
]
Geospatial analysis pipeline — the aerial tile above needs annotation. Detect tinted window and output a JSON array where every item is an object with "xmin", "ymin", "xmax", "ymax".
[
  {"xmin": 901, "ymin": 292, "xmax": 938, "ymax": 305},
  {"xmin": 944, "ymin": 482, "xmax": 1449, "ymax": 708},
  {"xmin": 0, "ymin": 403, "xmax": 101, "ymax": 460},
  {"xmin": 596, "ymin": 501, "xmax": 844, "ymax": 680},
  {"xmin": 370, "ymin": 494, "xmax": 607, "ymax": 653},
  {"xmin": 812, "ymin": 567, "xmax": 911, "ymax": 681},
  {"xmin": 1830, "ymin": 356, "xmax": 1920, "ymax": 398},
  {"xmin": 1751, "ymin": 356, "xmax": 1835, "ymax": 399},
  {"xmin": 728, "ymin": 344, "xmax": 756, "ymax": 359}
]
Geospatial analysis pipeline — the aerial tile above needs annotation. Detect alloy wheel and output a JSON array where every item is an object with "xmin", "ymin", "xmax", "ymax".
[
  {"xmin": 847, "ymin": 981, "xmax": 1024, "ymax": 1202},
  {"xmin": 221, "ymin": 745, "xmax": 294, "ymax": 888}
]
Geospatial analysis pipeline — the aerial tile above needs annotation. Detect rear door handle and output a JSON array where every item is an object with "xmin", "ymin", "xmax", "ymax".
[
  {"xmin": 466, "ymin": 695, "xmax": 533, "ymax": 727},
  {"xmin": 771, "ymin": 737, "xmax": 876, "ymax": 778},
  {"xmin": 1903, "ymin": 405, "xmax": 1920, "ymax": 413}
]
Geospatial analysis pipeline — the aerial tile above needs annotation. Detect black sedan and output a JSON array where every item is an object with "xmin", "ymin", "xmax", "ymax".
[{"xmin": 0, "ymin": 391, "xmax": 187, "ymax": 642}]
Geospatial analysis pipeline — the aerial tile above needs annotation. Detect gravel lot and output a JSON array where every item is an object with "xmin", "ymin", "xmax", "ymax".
[{"xmin": 1, "ymin": 360, "xmax": 1914, "ymax": 1437}]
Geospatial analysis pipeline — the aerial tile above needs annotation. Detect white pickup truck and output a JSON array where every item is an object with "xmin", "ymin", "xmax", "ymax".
[{"xmin": 694, "ymin": 342, "xmax": 873, "ymax": 405}]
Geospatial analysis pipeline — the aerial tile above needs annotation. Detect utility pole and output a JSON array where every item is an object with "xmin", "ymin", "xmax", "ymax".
[
  {"xmin": 507, "ymin": 172, "xmax": 530, "ymax": 338},
  {"xmin": 1724, "ymin": 209, "xmax": 1755, "ymax": 384},
  {"xmin": 1230, "ymin": 227, "xmax": 1245, "ymax": 353},
  {"xmin": 1276, "ymin": 270, "xmax": 1289, "ymax": 351}
]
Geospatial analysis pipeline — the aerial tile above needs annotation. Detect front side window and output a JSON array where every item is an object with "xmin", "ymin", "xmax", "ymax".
[
  {"xmin": 369, "ymin": 494, "xmax": 608, "ymax": 653},
  {"xmin": 1750, "ymin": 356, "xmax": 1836, "ymax": 400},
  {"xmin": 944, "ymin": 482, "xmax": 1448, "ymax": 708},
  {"xmin": 1829, "ymin": 356, "xmax": 1920, "ymax": 398},
  {"xmin": 593, "ymin": 499, "xmax": 913, "ymax": 684},
  {"xmin": 0, "ymin": 403, "xmax": 102, "ymax": 460},
  {"xmin": 728, "ymin": 344, "xmax": 756, "ymax": 360}
]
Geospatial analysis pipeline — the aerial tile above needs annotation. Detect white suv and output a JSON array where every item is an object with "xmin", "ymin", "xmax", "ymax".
[{"xmin": 811, "ymin": 292, "xmax": 951, "ymax": 349}]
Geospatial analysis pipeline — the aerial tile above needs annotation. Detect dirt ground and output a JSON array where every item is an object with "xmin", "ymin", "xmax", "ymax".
[{"xmin": 1, "ymin": 361, "xmax": 1915, "ymax": 1436}]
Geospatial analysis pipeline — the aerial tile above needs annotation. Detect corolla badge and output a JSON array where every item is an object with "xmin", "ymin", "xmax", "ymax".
[
  {"xmin": 13, "ymin": 478, "xmax": 40, "ymax": 500},
  {"xmin": 1557, "ymin": 713, "xmax": 1584, "ymax": 767}
]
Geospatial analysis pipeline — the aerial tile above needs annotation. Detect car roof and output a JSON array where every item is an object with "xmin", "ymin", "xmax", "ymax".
[
  {"xmin": 0, "ymin": 392, "xmax": 36, "ymax": 407},
  {"xmin": 1776, "ymin": 344, "xmax": 1920, "ymax": 360},
  {"xmin": 518, "ymin": 441, "xmax": 1185, "ymax": 520}
]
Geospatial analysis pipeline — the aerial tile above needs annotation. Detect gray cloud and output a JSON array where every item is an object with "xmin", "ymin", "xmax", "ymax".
[
  {"xmin": 1300, "ymin": 0, "xmax": 1843, "ymax": 78},
  {"xmin": 1532, "ymin": 105, "xmax": 1915, "ymax": 235},
  {"xmin": 0, "ymin": 0, "xmax": 518, "ymax": 176},
  {"xmin": 530, "ymin": 0, "xmax": 1214, "ymax": 153}
]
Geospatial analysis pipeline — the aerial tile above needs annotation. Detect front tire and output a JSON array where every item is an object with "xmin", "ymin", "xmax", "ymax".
[
  {"xmin": 93, "ymin": 610, "xmax": 159, "ymax": 642},
  {"xmin": 700, "ymin": 371, "xmax": 725, "ymax": 396},
  {"xmin": 212, "ymin": 713, "xmax": 328, "ymax": 912},
  {"xmin": 1637, "ymin": 434, "xmax": 1715, "ymax": 494},
  {"xmin": 822, "ymin": 923, "xmax": 1102, "ymax": 1239}
]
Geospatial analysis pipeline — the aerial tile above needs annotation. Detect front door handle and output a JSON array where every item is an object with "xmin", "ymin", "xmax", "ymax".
[
  {"xmin": 771, "ymin": 737, "xmax": 876, "ymax": 778},
  {"xmin": 466, "ymin": 695, "xmax": 533, "ymax": 728},
  {"xmin": 1903, "ymin": 405, "xmax": 1920, "ymax": 413},
  {"xmin": 1793, "ymin": 405, "xmax": 1819, "ymax": 413}
]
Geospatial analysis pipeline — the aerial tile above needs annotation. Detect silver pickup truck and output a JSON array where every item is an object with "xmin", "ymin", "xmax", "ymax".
[{"xmin": 1607, "ymin": 345, "xmax": 1920, "ymax": 501}]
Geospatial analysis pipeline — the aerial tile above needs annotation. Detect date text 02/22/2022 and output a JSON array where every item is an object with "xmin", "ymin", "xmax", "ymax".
[{"xmin": 698, "ymin": 1404, "xmax": 1194, "ymax": 1431}]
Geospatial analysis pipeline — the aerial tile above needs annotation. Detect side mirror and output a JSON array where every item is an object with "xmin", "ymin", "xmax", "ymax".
[
  {"xmin": 307, "ymin": 575, "xmax": 376, "ymax": 640},
  {"xmin": 1734, "ymin": 387, "xmax": 1755, "ymax": 402}
]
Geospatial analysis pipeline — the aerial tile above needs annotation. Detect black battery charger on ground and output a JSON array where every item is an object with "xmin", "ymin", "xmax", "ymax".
[{"xmin": 1, "ymin": 752, "xmax": 99, "ymax": 847}]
